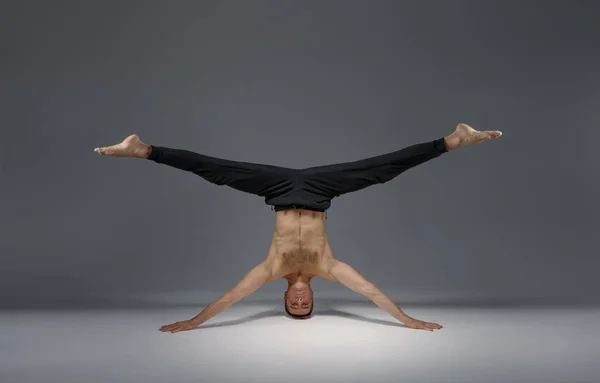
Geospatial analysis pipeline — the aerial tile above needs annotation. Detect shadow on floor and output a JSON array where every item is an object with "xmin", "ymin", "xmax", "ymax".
[{"xmin": 195, "ymin": 303, "xmax": 407, "ymax": 329}]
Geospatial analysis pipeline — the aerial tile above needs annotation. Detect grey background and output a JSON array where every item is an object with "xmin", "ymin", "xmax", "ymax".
[{"xmin": 1, "ymin": 0, "xmax": 599, "ymax": 308}]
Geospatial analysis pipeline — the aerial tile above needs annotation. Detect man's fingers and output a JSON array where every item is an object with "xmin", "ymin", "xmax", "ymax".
[
  {"xmin": 160, "ymin": 322, "xmax": 180, "ymax": 331},
  {"xmin": 416, "ymin": 320, "xmax": 442, "ymax": 330},
  {"xmin": 417, "ymin": 321, "xmax": 438, "ymax": 331},
  {"xmin": 422, "ymin": 322, "xmax": 438, "ymax": 330},
  {"xmin": 406, "ymin": 318, "xmax": 442, "ymax": 331},
  {"xmin": 426, "ymin": 322, "xmax": 443, "ymax": 329},
  {"xmin": 159, "ymin": 320, "xmax": 196, "ymax": 333}
]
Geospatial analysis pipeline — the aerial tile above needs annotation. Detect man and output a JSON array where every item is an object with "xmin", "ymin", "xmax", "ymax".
[{"xmin": 94, "ymin": 123, "xmax": 502, "ymax": 332}]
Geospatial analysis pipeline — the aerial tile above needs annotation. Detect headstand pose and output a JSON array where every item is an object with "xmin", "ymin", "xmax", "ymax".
[{"xmin": 94, "ymin": 123, "xmax": 502, "ymax": 332}]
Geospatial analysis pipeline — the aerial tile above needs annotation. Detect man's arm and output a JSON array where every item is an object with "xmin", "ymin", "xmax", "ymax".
[
  {"xmin": 160, "ymin": 261, "xmax": 272, "ymax": 333},
  {"xmin": 329, "ymin": 260, "xmax": 442, "ymax": 331},
  {"xmin": 329, "ymin": 260, "xmax": 411, "ymax": 323}
]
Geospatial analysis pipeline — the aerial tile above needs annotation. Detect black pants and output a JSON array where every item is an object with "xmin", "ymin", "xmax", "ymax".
[{"xmin": 147, "ymin": 137, "xmax": 448, "ymax": 213}]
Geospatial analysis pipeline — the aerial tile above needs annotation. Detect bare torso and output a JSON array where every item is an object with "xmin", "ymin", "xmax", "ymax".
[{"xmin": 264, "ymin": 209, "xmax": 336, "ymax": 282}]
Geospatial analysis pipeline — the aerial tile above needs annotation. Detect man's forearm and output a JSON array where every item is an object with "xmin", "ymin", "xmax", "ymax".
[
  {"xmin": 190, "ymin": 293, "xmax": 239, "ymax": 325},
  {"xmin": 188, "ymin": 262, "xmax": 272, "ymax": 326},
  {"xmin": 366, "ymin": 289, "xmax": 412, "ymax": 323}
]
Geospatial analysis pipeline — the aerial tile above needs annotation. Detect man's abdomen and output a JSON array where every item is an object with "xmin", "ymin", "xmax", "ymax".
[{"xmin": 269, "ymin": 209, "xmax": 332, "ymax": 275}]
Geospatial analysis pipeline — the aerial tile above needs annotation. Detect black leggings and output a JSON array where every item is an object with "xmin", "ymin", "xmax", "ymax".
[{"xmin": 147, "ymin": 137, "xmax": 448, "ymax": 213}]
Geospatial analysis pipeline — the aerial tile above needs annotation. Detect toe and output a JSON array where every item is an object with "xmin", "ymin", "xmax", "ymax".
[{"xmin": 485, "ymin": 131, "xmax": 499, "ymax": 139}]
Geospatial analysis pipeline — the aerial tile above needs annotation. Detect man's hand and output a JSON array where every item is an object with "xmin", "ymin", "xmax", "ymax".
[
  {"xmin": 159, "ymin": 319, "xmax": 198, "ymax": 333},
  {"xmin": 404, "ymin": 317, "xmax": 443, "ymax": 332}
]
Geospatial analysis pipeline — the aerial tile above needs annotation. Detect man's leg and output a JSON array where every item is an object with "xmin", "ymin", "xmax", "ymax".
[
  {"xmin": 300, "ymin": 123, "xmax": 502, "ymax": 199},
  {"xmin": 94, "ymin": 135, "xmax": 294, "ymax": 198}
]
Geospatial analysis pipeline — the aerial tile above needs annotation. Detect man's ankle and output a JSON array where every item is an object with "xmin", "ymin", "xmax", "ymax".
[
  {"xmin": 443, "ymin": 134, "xmax": 460, "ymax": 151},
  {"xmin": 139, "ymin": 144, "xmax": 152, "ymax": 159}
]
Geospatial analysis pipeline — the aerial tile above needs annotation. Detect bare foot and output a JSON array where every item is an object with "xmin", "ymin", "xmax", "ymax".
[
  {"xmin": 444, "ymin": 123, "xmax": 502, "ymax": 150},
  {"xmin": 94, "ymin": 134, "xmax": 152, "ymax": 158}
]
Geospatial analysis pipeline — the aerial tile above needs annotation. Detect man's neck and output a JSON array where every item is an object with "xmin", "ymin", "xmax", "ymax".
[{"xmin": 285, "ymin": 271, "xmax": 313, "ymax": 285}]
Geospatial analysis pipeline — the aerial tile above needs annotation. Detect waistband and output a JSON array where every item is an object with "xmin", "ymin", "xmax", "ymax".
[{"xmin": 271, "ymin": 205, "xmax": 328, "ymax": 218}]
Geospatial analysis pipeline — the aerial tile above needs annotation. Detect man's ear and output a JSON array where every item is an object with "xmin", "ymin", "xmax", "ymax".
[{"xmin": 283, "ymin": 291, "xmax": 287, "ymax": 300}]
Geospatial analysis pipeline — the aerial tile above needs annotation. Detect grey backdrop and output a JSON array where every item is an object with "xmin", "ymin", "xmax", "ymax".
[{"xmin": 1, "ymin": 0, "xmax": 599, "ymax": 308}]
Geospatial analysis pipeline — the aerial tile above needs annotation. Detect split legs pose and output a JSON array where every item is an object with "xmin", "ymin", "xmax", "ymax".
[{"xmin": 95, "ymin": 123, "xmax": 502, "ymax": 332}]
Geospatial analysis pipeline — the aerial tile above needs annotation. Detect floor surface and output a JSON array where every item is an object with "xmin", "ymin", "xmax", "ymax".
[{"xmin": 1, "ymin": 302, "xmax": 599, "ymax": 383}]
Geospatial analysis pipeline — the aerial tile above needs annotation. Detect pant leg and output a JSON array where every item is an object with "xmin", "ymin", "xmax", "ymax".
[
  {"xmin": 300, "ymin": 137, "xmax": 448, "ymax": 199},
  {"xmin": 147, "ymin": 145, "xmax": 294, "ymax": 199}
]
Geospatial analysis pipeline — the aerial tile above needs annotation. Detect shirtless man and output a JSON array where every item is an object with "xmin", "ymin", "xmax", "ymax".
[{"xmin": 94, "ymin": 123, "xmax": 502, "ymax": 332}]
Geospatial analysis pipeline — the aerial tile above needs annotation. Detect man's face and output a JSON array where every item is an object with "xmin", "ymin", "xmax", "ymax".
[{"xmin": 284, "ymin": 281, "xmax": 313, "ymax": 317}]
